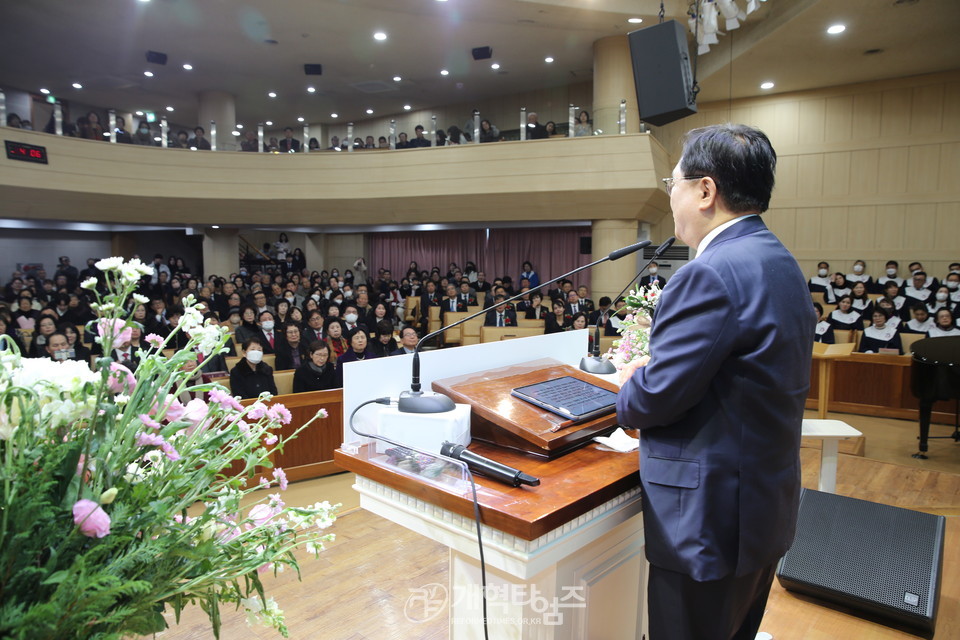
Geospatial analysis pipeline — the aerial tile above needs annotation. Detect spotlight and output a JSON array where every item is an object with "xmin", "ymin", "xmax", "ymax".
[
  {"xmin": 374, "ymin": 31, "xmax": 387, "ymax": 41},
  {"xmin": 72, "ymin": 82, "xmax": 83, "ymax": 89},
  {"xmin": 182, "ymin": 63, "xmax": 193, "ymax": 70},
  {"xmin": 827, "ymin": 24, "xmax": 846, "ymax": 35},
  {"xmin": 544, "ymin": 56, "xmax": 554, "ymax": 63}
]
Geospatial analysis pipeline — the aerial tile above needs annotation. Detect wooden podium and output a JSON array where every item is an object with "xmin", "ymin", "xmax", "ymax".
[{"xmin": 432, "ymin": 358, "xmax": 620, "ymax": 459}]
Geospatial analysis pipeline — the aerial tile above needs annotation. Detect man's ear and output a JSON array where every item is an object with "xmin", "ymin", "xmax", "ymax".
[{"xmin": 699, "ymin": 176, "xmax": 719, "ymax": 211}]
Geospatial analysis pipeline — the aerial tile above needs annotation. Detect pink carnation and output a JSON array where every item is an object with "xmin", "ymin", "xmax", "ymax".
[
  {"xmin": 264, "ymin": 434, "xmax": 278, "ymax": 446},
  {"xmin": 268, "ymin": 404, "xmax": 292, "ymax": 425},
  {"xmin": 247, "ymin": 403, "xmax": 268, "ymax": 421},
  {"xmin": 72, "ymin": 499, "xmax": 111, "ymax": 538},
  {"xmin": 259, "ymin": 476, "xmax": 271, "ymax": 488},
  {"xmin": 273, "ymin": 467, "xmax": 288, "ymax": 490},
  {"xmin": 317, "ymin": 408, "xmax": 329, "ymax": 419},
  {"xmin": 248, "ymin": 504, "xmax": 276, "ymax": 527},
  {"xmin": 164, "ymin": 399, "xmax": 185, "ymax": 422},
  {"xmin": 144, "ymin": 333, "xmax": 164, "ymax": 348},
  {"xmin": 139, "ymin": 414, "xmax": 161, "ymax": 430},
  {"xmin": 136, "ymin": 432, "xmax": 165, "ymax": 447},
  {"xmin": 106, "ymin": 362, "xmax": 136, "ymax": 394},
  {"xmin": 98, "ymin": 318, "xmax": 133, "ymax": 351},
  {"xmin": 208, "ymin": 388, "xmax": 243, "ymax": 412},
  {"xmin": 161, "ymin": 442, "xmax": 181, "ymax": 461},
  {"xmin": 181, "ymin": 398, "xmax": 209, "ymax": 433}
]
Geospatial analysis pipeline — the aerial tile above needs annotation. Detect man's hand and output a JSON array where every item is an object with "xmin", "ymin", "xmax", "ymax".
[{"xmin": 618, "ymin": 355, "xmax": 651, "ymax": 385}]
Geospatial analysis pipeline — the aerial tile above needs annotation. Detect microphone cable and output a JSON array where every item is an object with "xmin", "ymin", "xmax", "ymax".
[{"xmin": 348, "ymin": 398, "xmax": 490, "ymax": 640}]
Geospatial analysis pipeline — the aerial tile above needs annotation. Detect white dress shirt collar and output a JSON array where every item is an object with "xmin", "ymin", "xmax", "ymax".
[{"xmin": 696, "ymin": 214, "xmax": 758, "ymax": 258}]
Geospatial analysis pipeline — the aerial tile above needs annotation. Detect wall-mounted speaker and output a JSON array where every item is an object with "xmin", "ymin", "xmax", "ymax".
[
  {"xmin": 579, "ymin": 237, "xmax": 592, "ymax": 255},
  {"xmin": 304, "ymin": 64, "xmax": 323, "ymax": 76},
  {"xmin": 627, "ymin": 20, "xmax": 697, "ymax": 127},
  {"xmin": 471, "ymin": 46, "xmax": 493, "ymax": 61},
  {"xmin": 777, "ymin": 489, "xmax": 945, "ymax": 634},
  {"xmin": 146, "ymin": 50, "xmax": 168, "ymax": 65}
]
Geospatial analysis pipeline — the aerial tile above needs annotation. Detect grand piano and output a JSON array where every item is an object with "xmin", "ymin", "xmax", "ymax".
[{"xmin": 910, "ymin": 336, "xmax": 960, "ymax": 458}]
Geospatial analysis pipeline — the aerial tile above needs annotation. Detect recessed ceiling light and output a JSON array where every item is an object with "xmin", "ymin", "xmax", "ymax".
[
  {"xmin": 72, "ymin": 82, "xmax": 82, "ymax": 89},
  {"xmin": 491, "ymin": 63, "xmax": 500, "ymax": 70},
  {"xmin": 165, "ymin": 106, "xmax": 174, "ymax": 112},
  {"xmin": 373, "ymin": 31, "xmax": 387, "ymax": 41},
  {"xmin": 403, "ymin": 105, "xmax": 412, "ymax": 111},
  {"xmin": 307, "ymin": 86, "xmax": 316, "ymax": 93},
  {"xmin": 236, "ymin": 123, "xmax": 243, "ymax": 129},
  {"xmin": 440, "ymin": 69, "xmax": 449, "ymax": 76},
  {"xmin": 232, "ymin": 131, "xmax": 240, "ymax": 136},
  {"xmin": 366, "ymin": 109, "xmax": 374, "ymax": 115},
  {"xmin": 265, "ymin": 120, "xmax": 273, "ymax": 126},
  {"xmin": 143, "ymin": 71, "xmax": 154, "ymax": 77},
  {"xmin": 393, "ymin": 75, "xmax": 402, "ymax": 82},
  {"xmin": 544, "ymin": 56, "xmax": 554, "ymax": 63},
  {"xmin": 760, "ymin": 81, "xmax": 775, "ymax": 90},
  {"xmin": 267, "ymin": 91, "xmax": 277, "ymax": 98},
  {"xmin": 297, "ymin": 117, "xmax": 304, "ymax": 122},
  {"xmin": 138, "ymin": 0, "xmax": 150, "ymax": 3},
  {"xmin": 135, "ymin": 110, "xmax": 144, "ymax": 116},
  {"xmin": 182, "ymin": 63, "xmax": 193, "ymax": 71},
  {"xmin": 40, "ymin": 88, "xmax": 50, "ymax": 94},
  {"xmin": 154, "ymin": 136, "xmax": 162, "ymax": 141},
  {"xmin": 212, "ymin": 225, "xmax": 220, "ymax": 229},
  {"xmin": 331, "ymin": 113, "xmax": 339, "ymax": 118},
  {"xmin": 102, "ymin": 131, "xmax": 111, "ymax": 138},
  {"xmin": 628, "ymin": 18, "xmax": 643, "ymax": 24},
  {"xmin": 827, "ymin": 24, "xmax": 846, "ymax": 35}
]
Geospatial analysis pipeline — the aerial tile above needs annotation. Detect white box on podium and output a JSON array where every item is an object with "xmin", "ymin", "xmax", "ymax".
[{"xmin": 375, "ymin": 403, "xmax": 472, "ymax": 455}]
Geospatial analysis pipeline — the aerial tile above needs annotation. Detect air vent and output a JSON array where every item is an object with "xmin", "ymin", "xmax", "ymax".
[
  {"xmin": 472, "ymin": 46, "xmax": 493, "ymax": 60},
  {"xmin": 146, "ymin": 50, "xmax": 168, "ymax": 65},
  {"xmin": 304, "ymin": 64, "xmax": 323, "ymax": 75}
]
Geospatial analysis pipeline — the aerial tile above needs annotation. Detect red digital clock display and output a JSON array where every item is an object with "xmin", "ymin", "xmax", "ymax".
[{"xmin": 5, "ymin": 140, "xmax": 48, "ymax": 164}]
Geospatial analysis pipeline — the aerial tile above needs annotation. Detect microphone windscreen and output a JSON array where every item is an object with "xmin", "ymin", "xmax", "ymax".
[{"xmin": 608, "ymin": 239, "xmax": 652, "ymax": 261}]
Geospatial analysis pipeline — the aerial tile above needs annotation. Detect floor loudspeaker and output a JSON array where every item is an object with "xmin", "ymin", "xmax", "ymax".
[
  {"xmin": 777, "ymin": 488, "xmax": 945, "ymax": 633},
  {"xmin": 626, "ymin": 20, "xmax": 697, "ymax": 127}
]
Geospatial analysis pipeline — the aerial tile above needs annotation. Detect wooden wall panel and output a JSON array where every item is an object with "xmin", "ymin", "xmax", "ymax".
[
  {"xmin": 821, "ymin": 152, "xmax": 851, "ymax": 198},
  {"xmin": 907, "ymin": 144, "xmax": 942, "ymax": 194},
  {"xmin": 797, "ymin": 154, "xmax": 824, "ymax": 198},
  {"xmin": 873, "ymin": 205, "xmax": 904, "ymax": 251},
  {"xmin": 824, "ymin": 95, "xmax": 854, "ymax": 143},
  {"xmin": 910, "ymin": 84, "xmax": 944, "ymax": 135},
  {"xmin": 935, "ymin": 202, "xmax": 960, "ymax": 251},
  {"xmin": 848, "ymin": 149, "xmax": 879, "ymax": 196},
  {"xmin": 846, "ymin": 207, "xmax": 876, "ymax": 249},
  {"xmin": 943, "ymin": 81, "xmax": 960, "ymax": 134},
  {"xmin": 797, "ymin": 98, "xmax": 826, "ymax": 145},
  {"xmin": 880, "ymin": 88, "xmax": 912, "ymax": 137},
  {"xmin": 818, "ymin": 208, "xmax": 848, "ymax": 250},
  {"xmin": 851, "ymin": 92, "xmax": 882, "ymax": 140},
  {"xmin": 902, "ymin": 204, "xmax": 939, "ymax": 251},
  {"xmin": 877, "ymin": 147, "xmax": 909, "ymax": 195},
  {"xmin": 794, "ymin": 208, "xmax": 822, "ymax": 250}
]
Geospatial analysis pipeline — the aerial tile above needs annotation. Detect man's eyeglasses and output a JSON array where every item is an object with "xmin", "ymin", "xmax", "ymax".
[{"xmin": 662, "ymin": 175, "xmax": 706, "ymax": 194}]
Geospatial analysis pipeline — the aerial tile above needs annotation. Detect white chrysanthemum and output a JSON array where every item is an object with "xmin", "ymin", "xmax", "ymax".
[
  {"xmin": 179, "ymin": 306, "xmax": 204, "ymax": 333},
  {"xmin": 126, "ymin": 257, "xmax": 153, "ymax": 276},
  {"xmin": 95, "ymin": 257, "xmax": 124, "ymax": 271},
  {"xmin": 192, "ymin": 323, "xmax": 226, "ymax": 356},
  {"xmin": 12, "ymin": 358, "xmax": 99, "ymax": 396},
  {"xmin": 132, "ymin": 293, "xmax": 149, "ymax": 304},
  {"xmin": 80, "ymin": 277, "xmax": 98, "ymax": 290}
]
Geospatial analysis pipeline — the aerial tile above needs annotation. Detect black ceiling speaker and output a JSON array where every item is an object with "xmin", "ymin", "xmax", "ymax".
[
  {"xmin": 304, "ymin": 64, "xmax": 323, "ymax": 76},
  {"xmin": 471, "ymin": 46, "xmax": 493, "ymax": 61},
  {"xmin": 627, "ymin": 20, "xmax": 697, "ymax": 126},
  {"xmin": 777, "ymin": 489, "xmax": 945, "ymax": 634},
  {"xmin": 145, "ymin": 50, "xmax": 168, "ymax": 65}
]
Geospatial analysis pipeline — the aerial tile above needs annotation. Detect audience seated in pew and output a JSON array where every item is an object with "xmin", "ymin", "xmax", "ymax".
[{"xmin": 230, "ymin": 337, "xmax": 277, "ymax": 400}]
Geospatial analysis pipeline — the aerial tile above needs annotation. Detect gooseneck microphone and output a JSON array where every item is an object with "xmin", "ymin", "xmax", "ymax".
[
  {"xmin": 579, "ymin": 237, "xmax": 676, "ymax": 375},
  {"xmin": 397, "ymin": 240, "xmax": 652, "ymax": 413},
  {"xmin": 440, "ymin": 441, "xmax": 540, "ymax": 487}
]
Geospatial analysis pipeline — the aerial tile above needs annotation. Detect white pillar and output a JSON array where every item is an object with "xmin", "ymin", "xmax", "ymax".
[
  {"xmin": 198, "ymin": 90, "xmax": 236, "ymax": 150},
  {"xmin": 202, "ymin": 227, "xmax": 240, "ymax": 279}
]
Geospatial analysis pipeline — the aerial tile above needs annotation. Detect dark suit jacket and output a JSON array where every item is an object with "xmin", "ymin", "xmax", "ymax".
[
  {"xmin": 639, "ymin": 274, "xmax": 667, "ymax": 289},
  {"xmin": 278, "ymin": 138, "xmax": 301, "ymax": 152},
  {"xmin": 483, "ymin": 308, "xmax": 517, "ymax": 327},
  {"xmin": 616, "ymin": 216, "xmax": 815, "ymax": 582},
  {"xmin": 439, "ymin": 297, "xmax": 467, "ymax": 322}
]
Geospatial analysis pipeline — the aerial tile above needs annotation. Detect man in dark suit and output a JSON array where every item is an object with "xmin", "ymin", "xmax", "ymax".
[
  {"xmin": 616, "ymin": 124, "xmax": 815, "ymax": 640},
  {"xmin": 483, "ymin": 295, "xmax": 517, "ymax": 327},
  {"xmin": 638, "ymin": 261, "xmax": 668, "ymax": 290},
  {"xmin": 457, "ymin": 280, "xmax": 478, "ymax": 307},
  {"xmin": 440, "ymin": 284, "xmax": 467, "ymax": 322},
  {"xmin": 278, "ymin": 127, "xmax": 301, "ymax": 152}
]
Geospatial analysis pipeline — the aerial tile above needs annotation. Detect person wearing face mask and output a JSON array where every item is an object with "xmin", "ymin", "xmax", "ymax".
[
  {"xmin": 926, "ymin": 286, "xmax": 954, "ymax": 316},
  {"xmin": 858, "ymin": 308, "xmax": 902, "ymax": 354},
  {"xmin": 845, "ymin": 259, "xmax": 873, "ymax": 292},
  {"xmin": 640, "ymin": 261, "xmax": 667, "ymax": 290},
  {"xmin": 876, "ymin": 260, "xmax": 904, "ymax": 293},
  {"xmin": 45, "ymin": 332, "xmax": 74, "ymax": 362},
  {"xmin": 927, "ymin": 308, "xmax": 960, "ymax": 338},
  {"xmin": 812, "ymin": 303, "xmax": 835, "ymax": 344},
  {"xmin": 808, "ymin": 261, "xmax": 831, "ymax": 294},
  {"xmin": 132, "ymin": 120, "xmax": 156, "ymax": 146},
  {"xmin": 827, "ymin": 295, "xmax": 862, "ymax": 332},
  {"xmin": 258, "ymin": 311, "xmax": 278, "ymax": 353},
  {"xmin": 339, "ymin": 303, "xmax": 367, "ymax": 339},
  {"xmin": 944, "ymin": 272, "xmax": 960, "ymax": 305},
  {"xmin": 293, "ymin": 342, "xmax": 338, "ymax": 392},
  {"xmin": 230, "ymin": 338, "xmax": 278, "ymax": 400}
]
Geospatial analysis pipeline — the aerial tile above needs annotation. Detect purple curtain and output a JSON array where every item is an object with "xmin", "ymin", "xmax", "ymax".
[{"xmin": 367, "ymin": 227, "xmax": 592, "ymax": 289}]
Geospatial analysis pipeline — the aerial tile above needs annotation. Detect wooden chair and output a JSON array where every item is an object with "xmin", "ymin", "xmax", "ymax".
[
  {"xmin": 833, "ymin": 329, "xmax": 856, "ymax": 345},
  {"xmin": 479, "ymin": 326, "xmax": 544, "ymax": 343},
  {"xmin": 427, "ymin": 306, "xmax": 442, "ymax": 335},
  {"xmin": 598, "ymin": 335, "xmax": 618, "ymax": 355},
  {"xmin": 403, "ymin": 297, "xmax": 420, "ymax": 325},
  {"xmin": 439, "ymin": 311, "xmax": 469, "ymax": 345},
  {"xmin": 821, "ymin": 303, "xmax": 837, "ymax": 317},
  {"xmin": 900, "ymin": 332, "xmax": 927, "ymax": 355},
  {"xmin": 274, "ymin": 370, "xmax": 295, "ymax": 395},
  {"xmin": 517, "ymin": 318, "xmax": 545, "ymax": 330},
  {"xmin": 460, "ymin": 316, "xmax": 485, "ymax": 346},
  {"xmin": 476, "ymin": 291, "xmax": 486, "ymax": 308},
  {"xmin": 263, "ymin": 353, "xmax": 276, "ymax": 370},
  {"xmin": 810, "ymin": 291, "xmax": 826, "ymax": 306},
  {"xmin": 224, "ymin": 355, "xmax": 241, "ymax": 371}
]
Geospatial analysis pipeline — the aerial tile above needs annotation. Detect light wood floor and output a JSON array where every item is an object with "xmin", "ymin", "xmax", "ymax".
[{"xmin": 158, "ymin": 411, "xmax": 959, "ymax": 640}]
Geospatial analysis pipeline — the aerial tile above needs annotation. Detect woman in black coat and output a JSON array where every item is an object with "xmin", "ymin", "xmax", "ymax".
[
  {"xmin": 274, "ymin": 322, "xmax": 309, "ymax": 371},
  {"xmin": 229, "ymin": 337, "xmax": 278, "ymax": 400},
  {"xmin": 292, "ymin": 341, "xmax": 339, "ymax": 392}
]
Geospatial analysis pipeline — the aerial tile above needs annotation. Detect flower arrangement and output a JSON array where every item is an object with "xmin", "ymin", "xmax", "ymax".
[
  {"xmin": 0, "ymin": 258, "xmax": 337, "ymax": 639},
  {"xmin": 606, "ymin": 282, "xmax": 663, "ymax": 369}
]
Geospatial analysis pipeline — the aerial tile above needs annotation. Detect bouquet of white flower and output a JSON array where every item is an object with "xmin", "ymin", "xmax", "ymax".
[
  {"xmin": 0, "ymin": 258, "xmax": 337, "ymax": 639},
  {"xmin": 606, "ymin": 282, "xmax": 663, "ymax": 369}
]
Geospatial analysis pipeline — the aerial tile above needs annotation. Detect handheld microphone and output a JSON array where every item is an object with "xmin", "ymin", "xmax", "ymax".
[
  {"xmin": 580, "ymin": 237, "xmax": 676, "ymax": 374},
  {"xmin": 398, "ymin": 239, "xmax": 652, "ymax": 413},
  {"xmin": 440, "ymin": 441, "xmax": 540, "ymax": 487}
]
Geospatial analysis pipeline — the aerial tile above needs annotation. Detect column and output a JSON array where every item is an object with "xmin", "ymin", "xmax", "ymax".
[
  {"xmin": 198, "ymin": 90, "xmax": 236, "ymax": 150},
  {"xmin": 202, "ymin": 227, "xmax": 240, "ymax": 278},
  {"xmin": 592, "ymin": 36, "xmax": 641, "ymax": 136},
  {"xmin": 591, "ymin": 219, "xmax": 640, "ymax": 303},
  {"xmin": 110, "ymin": 232, "xmax": 137, "ymax": 260},
  {"xmin": 305, "ymin": 233, "xmax": 326, "ymax": 273}
]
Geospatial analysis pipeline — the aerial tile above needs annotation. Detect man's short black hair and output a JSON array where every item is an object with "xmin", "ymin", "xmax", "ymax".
[
  {"xmin": 415, "ymin": 125, "xmax": 424, "ymax": 131},
  {"xmin": 284, "ymin": 126, "xmax": 293, "ymax": 132},
  {"xmin": 679, "ymin": 123, "xmax": 777, "ymax": 214}
]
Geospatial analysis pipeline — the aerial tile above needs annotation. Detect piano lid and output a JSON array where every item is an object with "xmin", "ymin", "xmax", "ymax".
[{"xmin": 911, "ymin": 336, "xmax": 960, "ymax": 366}]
